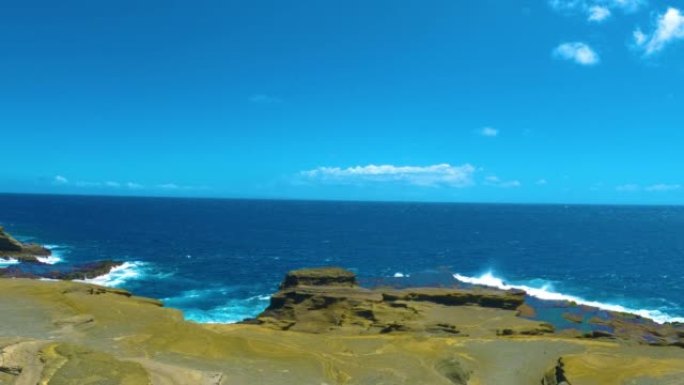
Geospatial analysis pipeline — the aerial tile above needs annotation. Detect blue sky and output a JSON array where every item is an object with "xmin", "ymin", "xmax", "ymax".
[{"xmin": 2, "ymin": 0, "xmax": 684, "ymax": 204}]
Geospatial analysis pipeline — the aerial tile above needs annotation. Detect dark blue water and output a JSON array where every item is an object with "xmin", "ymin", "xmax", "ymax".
[{"xmin": 1, "ymin": 193, "xmax": 683, "ymax": 323}]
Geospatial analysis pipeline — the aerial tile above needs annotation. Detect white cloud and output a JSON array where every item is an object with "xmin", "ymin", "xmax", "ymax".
[
  {"xmin": 645, "ymin": 184, "xmax": 681, "ymax": 192},
  {"xmin": 553, "ymin": 42, "xmax": 600, "ymax": 65},
  {"xmin": 53, "ymin": 178, "xmax": 208, "ymax": 192},
  {"xmin": 484, "ymin": 176, "xmax": 522, "ymax": 188},
  {"xmin": 478, "ymin": 127, "xmax": 499, "ymax": 137},
  {"xmin": 50, "ymin": 178, "xmax": 205, "ymax": 192},
  {"xmin": 300, "ymin": 163, "xmax": 477, "ymax": 187},
  {"xmin": 588, "ymin": 5, "xmax": 612, "ymax": 22},
  {"xmin": 634, "ymin": 7, "xmax": 684, "ymax": 55},
  {"xmin": 549, "ymin": 0, "xmax": 645, "ymax": 18},
  {"xmin": 249, "ymin": 94, "xmax": 282, "ymax": 104},
  {"xmin": 126, "ymin": 182, "xmax": 144, "ymax": 189},
  {"xmin": 617, "ymin": 183, "xmax": 682, "ymax": 192},
  {"xmin": 536, "ymin": 179, "xmax": 549, "ymax": 185},
  {"xmin": 616, "ymin": 184, "xmax": 640, "ymax": 192},
  {"xmin": 633, "ymin": 28, "xmax": 647, "ymax": 45}
]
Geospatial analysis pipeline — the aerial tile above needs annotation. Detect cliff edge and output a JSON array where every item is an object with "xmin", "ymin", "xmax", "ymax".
[{"xmin": 1, "ymin": 267, "xmax": 684, "ymax": 384}]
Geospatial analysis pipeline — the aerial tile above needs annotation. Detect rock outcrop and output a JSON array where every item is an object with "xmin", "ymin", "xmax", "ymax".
[
  {"xmin": 0, "ymin": 227, "xmax": 126, "ymax": 281},
  {"xmin": 0, "ymin": 260, "xmax": 123, "ymax": 280},
  {"xmin": 255, "ymin": 267, "xmax": 551, "ymax": 336},
  {"xmin": 2, "ymin": 269, "xmax": 684, "ymax": 384},
  {"xmin": 279, "ymin": 267, "xmax": 358, "ymax": 289},
  {"xmin": 0, "ymin": 227, "xmax": 50, "ymax": 263}
]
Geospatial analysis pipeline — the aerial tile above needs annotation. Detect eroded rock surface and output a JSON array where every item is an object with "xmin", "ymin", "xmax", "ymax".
[
  {"xmin": 255, "ymin": 267, "xmax": 547, "ymax": 336},
  {"xmin": 1, "ymin": 268, "xmax": 684, "ymax": 384}
]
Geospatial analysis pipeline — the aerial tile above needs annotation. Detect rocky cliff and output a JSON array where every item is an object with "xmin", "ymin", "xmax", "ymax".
[
  {"xmin": 254, "ymin": 267, "xmax": 551, "ymax": 336},
  {"xmin": 1, "ymin": 267, "xmax": 684, "ymax": 385}
]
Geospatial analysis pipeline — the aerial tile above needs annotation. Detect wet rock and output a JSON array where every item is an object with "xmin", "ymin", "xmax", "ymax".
[
  {"xmin": 382, "ymin": 287, "xmax": 525, "ymax": 310},
  {"xmin": 0, "ymin": 227, "xmax": 51, "ymax": 262},
  {"xmin": 51, "ymin": 260, "xmax": 123, "ymax": 281},
  {"xmin": 0, "ymin": 260, "xmax": 124, "ymax": 282},
  {"xmin": 0, "ymin": 227, "xmax": 23, "ymax": 252},
  {"xmin": 587, "ymin": 316, "xmax": 610, "ymax": 325},
  {"xmin": 516, "ymin": 303, "xmax": 537, "ymax": 318},
  {"xmin": 562, "ymin": 312, "xmax": 584, "ymax": 324}
]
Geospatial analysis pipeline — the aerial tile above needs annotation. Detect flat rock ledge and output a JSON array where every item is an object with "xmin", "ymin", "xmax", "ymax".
[
  {"xmin": 251, "ymin": 267, "xmax": 549, "ymax": 336},
  {"xmin": 2, "ymin": 268, "xmax": 684, "ymax": 384}
]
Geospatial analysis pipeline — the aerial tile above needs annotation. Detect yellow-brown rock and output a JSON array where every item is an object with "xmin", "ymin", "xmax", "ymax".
[{"xmin": 1, "ymin": 268, "xmax": 684, "ymax": 384}]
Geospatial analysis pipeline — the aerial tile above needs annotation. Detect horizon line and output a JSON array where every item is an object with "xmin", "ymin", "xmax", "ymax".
[{"xmin": 1, "ymin": 191, "xmax": 682, "ymax": 208}]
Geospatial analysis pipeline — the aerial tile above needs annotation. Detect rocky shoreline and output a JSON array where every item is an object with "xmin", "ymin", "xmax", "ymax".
[
  {"xmin": 0, "ymin": 227, "xmax": 124, "ymax": 280},
  {"xmin": 2, "ymin": 230, "xmax": 684, "ymax": 384},
  {"xmin": 0, "ymin": 226, "xmax": 51, "ymax": 263},
  {"xmin": 0, "ymin": 266, "xmax": 683, "ymax": 384}
]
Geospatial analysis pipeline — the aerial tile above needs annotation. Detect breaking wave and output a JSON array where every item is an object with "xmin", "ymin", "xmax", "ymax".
[
  {"xmin": 453, "ymin": 271, "xmax": 684, "ymax": 324},
  {"xmin": 163, "ymin": 288, "xmax": 271, "ymax": 324},
  {"xmin": 40, "ymin": 244, "xmax": 68, "ymax": 264},
  {"xmin": 0, "ymin": 258, "xmax": 20, "ymax": 267},
  {"xmin": 75, "ymin": 261, "xmax": 147, "ymax": 287}
]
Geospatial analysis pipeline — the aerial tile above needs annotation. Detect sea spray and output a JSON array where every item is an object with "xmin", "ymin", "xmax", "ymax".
[
  {"xmin": 0, "ymin": 258, "xmax": 20, "ymax": 267},
  {"xmin": 454, "ymin": 271, "xmax": 684, "ymax": 324},
  {"xmin": 76, "ymin": 261, "xmax": 147, "ymax": 287},
  {"xmin": 177, "ymin": 294, "xmax": 271, "ymax": 324},
  {"xmin": 39, "ymin": 244, "xmax": 68, "ymax": 265}
]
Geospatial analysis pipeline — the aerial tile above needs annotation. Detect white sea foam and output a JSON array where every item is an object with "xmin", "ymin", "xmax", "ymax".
[
  {"xmin": 393, "ymin": 272, "xmax": 409, "ymax": 278},
  {"xmin": 0, "ymin": 258, "xmax": 20, "ymax": 267},
  {"xmin": 36, "ymin": 256, "xmax": 63, "ymax": 264},
  {"xmin": 1, "ymin": 243, "xmax": 66, "ymax": 266},
  {"xmin": 38, "ymin": 244, "xmax": 68, "ymax": 264},
  {"xmin": 76, "ymin": 261, "xmax": 146, "ymax": 287},
  {"xmin": 43, "ymin": 244, "xmax": 64, "ymax": 250},
  {"xmin": 181, "ymin": 294, "xmax": 272, "ymax": 324},
  {"xmin": 454, "ymin": 271, "xmax": 684, "ymax": 324}
]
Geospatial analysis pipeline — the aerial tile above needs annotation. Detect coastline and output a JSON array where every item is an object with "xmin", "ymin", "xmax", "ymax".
[
  {"xmin": 1, "ymin": 268, "xmax": 684, "ymax": 384},
  {"xmin": 4, "ymin": 242, "xmax": 684, "ymax": 326},
  {"xmin": 3, "ymin": 196, "xmax": 684, "ymax": 329},
  {"xmin": 3, "ymin": 227, "xmax": 684, "ymax": 383}
]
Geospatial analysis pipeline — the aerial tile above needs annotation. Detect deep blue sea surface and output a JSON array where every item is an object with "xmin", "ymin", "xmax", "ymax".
[{"xmin": 1, "ymin": 193, "xmax": 683, "ymax": 323}]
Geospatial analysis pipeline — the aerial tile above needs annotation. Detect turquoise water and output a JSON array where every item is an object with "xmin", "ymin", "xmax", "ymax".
[{"xmin": 1, "ymin": 193, "xmax": 683, "ymax": 323}]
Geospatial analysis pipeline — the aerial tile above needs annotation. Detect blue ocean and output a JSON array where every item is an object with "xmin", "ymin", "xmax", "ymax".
[{"xmin": 1, "ymin": 193, "xmax": 683, "ymax": 324}]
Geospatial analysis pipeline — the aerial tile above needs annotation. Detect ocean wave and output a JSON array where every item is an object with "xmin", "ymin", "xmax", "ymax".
[
  {"xmin": 453, "ymin": 271, "xmax": 684, "ymax": 324},
  {"xmin": 36, "ymin": 256, "xmax": 64, "ymax": 264},
  {"xmin": 0, "ymin": 258, "xmax": 20, "ymax": 267},
  {"xmin": 180, "ymin": 294, "xmax": 272, "ymax": 324},
  {"xmin": 393, "ymin": 272, "xmax": 410, "ymax": 278},
  {"xmin": 162, "ymin": 287, "xmax": 242, "ymax": 304},
  {"xmin": 162, "ymin": 286, "xmax": 271, "ymax": 324},
  {"xmin": 43, "ymin": 244, "xmax": 67, "ymax": 250},
  {"xmin": 39, "ymin": 244, "xmax": 69, "ymax": 264},
  {"xmin": 76, "ymin": 261, "xmax": 147, "ymax": 287}
]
